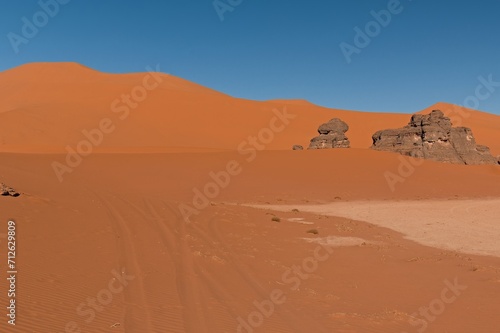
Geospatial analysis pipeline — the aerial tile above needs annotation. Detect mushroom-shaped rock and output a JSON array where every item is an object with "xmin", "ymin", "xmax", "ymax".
[
  {"xmin": 318, "ymin": 118, "xmax": 349, "ymax": 135},
  {"xmin": 308, "ymin": 118, "xmax": 350, "ymax": 149}
]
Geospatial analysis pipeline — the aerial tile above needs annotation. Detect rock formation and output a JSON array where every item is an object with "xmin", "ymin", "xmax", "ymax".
[
  {"xmin": 1, "ymin": 183, "xmax": 20, "ymax": 197},
  {"xmin": 371, "ymin": 110, "xmax": 498, "ymax": 165},
  {"xmin": 308, "ymin": 118, "xmax": 350, "ymax": 149},
  {"xmin": 292, "ymin": 145, "xmax": 304, "ymax": 150}
]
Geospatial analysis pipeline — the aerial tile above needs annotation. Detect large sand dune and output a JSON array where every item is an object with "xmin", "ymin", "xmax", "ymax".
[
  {"xmin": 0, "ymin": 63, "xmax": 499, "ymax": 332},
  {"xmin": 1, "ymin": 62, "xmax": 499, "ymax": 154}
]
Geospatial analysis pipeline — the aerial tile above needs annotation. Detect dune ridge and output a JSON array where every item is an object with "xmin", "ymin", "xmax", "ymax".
[{"xmin": 0, "ymin": 62, "xmax": 499, "ymax": 154}]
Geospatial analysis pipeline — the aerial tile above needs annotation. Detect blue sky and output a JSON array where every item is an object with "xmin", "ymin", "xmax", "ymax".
[{"xmin": 1, "ymin": 0, "xmax": 500, "ymax": 114}]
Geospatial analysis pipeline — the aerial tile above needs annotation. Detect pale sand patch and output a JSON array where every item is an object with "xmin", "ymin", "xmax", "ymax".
[
  {"xmin": 287, "ymin": 217, "xmax": 315, "ymax": 225},
  {"xmin": 248, "ymin": 199, "xmax": 500, "ymax": 257},
  {"xmin": 303, "ymin": 236, "xmax": 375, "ymax": 247}
]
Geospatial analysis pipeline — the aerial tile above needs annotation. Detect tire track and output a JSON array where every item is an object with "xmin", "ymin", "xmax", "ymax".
[
  {"xmin": 119, "ymin": 196, "xmax": 332, "ymax": 332},
  {"xmin": 122, "ymin": 197, "xmax": 210, "ymax": 333},
  {"xmin": 94, "ymin": 192, "xmax": 156, "ymax": 332},
  {"xmin": 161, "ymin": 201, "xmax": 330, "ymax": 333}
]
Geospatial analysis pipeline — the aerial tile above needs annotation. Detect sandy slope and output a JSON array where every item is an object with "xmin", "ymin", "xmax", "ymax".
[
  {"xmin": 0, "ymin": 63, "xmax": 499, "ymax": 154},
  {"xmin": 0, "ymin": 63, "xmax": 499, "ymax": 332}
]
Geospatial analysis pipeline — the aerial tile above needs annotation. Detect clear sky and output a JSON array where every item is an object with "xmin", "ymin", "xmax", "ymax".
[{"xmin": 1, "ymin": 0, "xmax": 500, "ymax": 114}]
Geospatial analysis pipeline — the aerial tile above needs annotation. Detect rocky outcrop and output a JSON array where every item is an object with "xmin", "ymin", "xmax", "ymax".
[
  {"xmin": 1, "ymin": 183, "xmax": 20, "ymax": 197},
  {"xmin": 371, "ymin": 110, "xmax": 498, "ymax": 165},
  {"xmin": 308, "ymin": 118, "xmax": 350, "ymax": 149},
  {"xmin": 292, "ymin": 145, "xmax": 304, "ymax": 151}
]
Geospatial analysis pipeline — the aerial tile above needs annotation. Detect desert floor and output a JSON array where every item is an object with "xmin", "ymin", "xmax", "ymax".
[{"xmin": 1, "ymin": 151, "xmax": 500, "ymax": 333}]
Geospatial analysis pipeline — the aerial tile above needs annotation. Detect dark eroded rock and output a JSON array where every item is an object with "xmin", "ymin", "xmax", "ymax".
[
  {"xmin": 371, "ymin": 110, "xmax": 497, "ymax": 165},
  {"xmin": 309, "ymin": 118, "xmax": 350, "ymax": 149},
  {"xmin": 1, "ymin": 183, "xmax": 20, "ymax": 197}
]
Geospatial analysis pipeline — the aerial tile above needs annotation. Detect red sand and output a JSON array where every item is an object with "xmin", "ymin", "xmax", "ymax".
[{"xmin": 0, "ymin": 63, "xmax": 499, "ymax": 332}]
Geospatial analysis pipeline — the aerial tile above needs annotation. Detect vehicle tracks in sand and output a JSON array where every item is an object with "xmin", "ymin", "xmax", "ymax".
[
  {"xmin": 98, "ymin": 193, "xmax": 334, "ymax": 332},
  {"xmin": 122, "ymin": 197, "xmax": 210, "ymax": 333},
  {"xmin": 146, "ymin": 197, "xmax": 331, "ymax": 332},
  {"xmin": 94, "ymin": 192, "xmax": 156, "ymax": 332}
]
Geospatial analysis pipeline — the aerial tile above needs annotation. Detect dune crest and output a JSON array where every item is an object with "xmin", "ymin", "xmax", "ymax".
[{"xmin": 0, "ymin": 62, "xmax": 498, "ymax": 155}]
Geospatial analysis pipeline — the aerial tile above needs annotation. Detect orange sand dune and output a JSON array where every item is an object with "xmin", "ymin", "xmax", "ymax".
[
  {"xmin": 0, "ymin": 62, "xmax": 499, "ymax": 333},
  {"xmin": 1, "ymin": 62, "xmax": 498, "ymax": 154}
]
